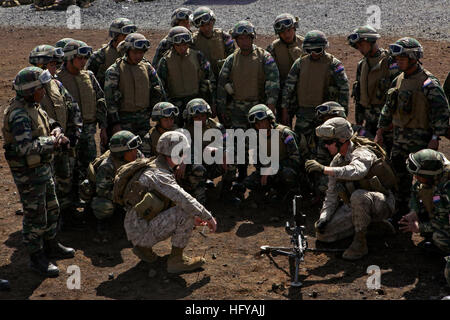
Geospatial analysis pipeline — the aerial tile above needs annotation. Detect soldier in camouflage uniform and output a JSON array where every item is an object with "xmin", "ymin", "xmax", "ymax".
[
  {"xmin": 281, "ymin": 30, "xmax": 349, "ymax": 143},
  {"xmin": 235, "ymin": 104, "xmax": 301, "ymax": 209},
  {"xmin": 29, "ymin": 45, "xmax": 83, "ymax": 227},
  {"xmin": 182, "ymin": 98, "xmax": 238, "ymax": 204},
  {"xmin": 299, "ymin": 101, "xmax": 347, "ymax": 199},
  {"xmin": 2, "ymin": 67, "xmax": 75, "ymax": 277},
  {"xmin": 191, "ymin": 6, "xmax": 235, "ymax": 114},
  {"xmin": 57, "ymin": 40, "xmax": 108, "ymax": 202},
  {"xmin": 347, "ymin": 25, "xmax": 399, "ymax": 155},
  {"xmin": 123, "ymin": 131, "xmax": 217, "ymax": 274},
  {"xmin": 398, "ymin": 149, "xmax": 449, "ymax": 285},
  {"xmin": 266, "ymin": 13, "xmax": 304, "ymax": 123},
  {"xmin": 104, "ymin": 33, "xmax": 166, "ymax": 141},
  {"xmin": 157, "ymin": 26, "xmax": 215, "ymax": 127},
  {"xmin": 306, "ymin": 117, "xmax": 397, "ymax": 260},
  {"xmin": 217, "ymin": 20, "xmax": 280, "ymax": 181},
  {"xmin": 152, "ymin": 7, "xmax": 193, "ymax": 67},
  {"xmin": 142, "ymin": 102, "xmax": 179, "ymax": 158},
  {"xmin": 375, "ymin": 37, "xmax": 450, "ymax": 226},
  {"xmin": 54, "ymin": 38, "xmax": 74, "ymax": 70},
  {"xmin": 91, "ymin": 130, "xmax": 144, "ymax": 240},
  {"xmin": 86, "ymin": 18, "xmax": 137, "ymax": 89}
]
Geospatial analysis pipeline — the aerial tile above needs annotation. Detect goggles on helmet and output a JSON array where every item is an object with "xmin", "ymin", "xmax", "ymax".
[
  {"xmin": 65, "ymin": 46, "xmax": 93, "ymax": 58},
  {"xmin": 235, "ymin": 25, "xmax": 255, "ymax": 36},
  {"xmin": 305, "ymin": 47, "xmax": 323, "ymax": 54},
  {"xmin": 172, "ymin": 33, "xmax": 192, "ymax": 44},
  {"xmin": 389, "ymin": 44, "xmax": 421, "ymax": 57},
  {"xmin": 406, "ymin": 153, "xmax": 443, "ymax": 176},
  {"xmin": 110, "ymin": 24, "xmax": 137, "ymax": 35},
  {"xmin": 132, "ymin": 39, "xmax": 150, "ymax": 50},
  {"xmin": 14, "ymin": 69, "xmax": 52, "ymax": 91},
  {"xmin": 173, "ymin": 10, "xmax": 192, "ymax": 21},
  {"xmin": 248, "ymin": 111, "xmax": 269, "ymax": 123},
  {"xmin": 274, "ymin": 18, "xmax": 294, "ymax": 32},
  {"xmin": 52, "ymin": 47, "xmax": 64, "ymax": 59},
  {"xmin": 127, "ymin": 135, "xmax": 142, "ymax": 150},
  {"xmin": 189, "ymin": 104, "xmax": 209, "ymax": 115},
  {"xmin": 193, "ymin": 13, "xmax": 213, "ymax": 27},
  {"xmin": 161, "ymin": 107, "xmax": 180, "ymax": 117}
]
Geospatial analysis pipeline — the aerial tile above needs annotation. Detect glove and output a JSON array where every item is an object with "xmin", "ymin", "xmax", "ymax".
[
  {"xmin": 305, "ymin": 160, "xmax": 325, "ymax": 174},
  {"xmin": 314, "ymin": 218, "xmax": 328, "ymax": 233}
]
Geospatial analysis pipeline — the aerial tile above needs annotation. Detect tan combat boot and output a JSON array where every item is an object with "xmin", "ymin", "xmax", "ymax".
[
  {"xmin": 132, "ymin": 246, "xmax": 158, "ymax": 263},
  {"xmin": 167, "ymin": 246, "xmax": 206, "ymax": 274},
  {"xmin": 342, "ymin": 231, "xmax": 368, "ymax": 260}
]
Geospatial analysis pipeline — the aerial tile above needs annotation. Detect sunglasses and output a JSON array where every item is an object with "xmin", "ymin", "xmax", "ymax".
[
  {"xmin": 248, "ymin": 111, "xmax": 268, "ymax": 123},
  {"xmin": 193, "ymin": 13, "xmax": 213, "ymax": 27},
  {"xmin": 305, "ymin": 47, "xmax": 323, "ymax": 54},
  {"xmin": 172, "ymin": 33, "xmax": 192, "ymax": 44},
  {"xmin": 274, "ymin": 18, "xmax": 294, "ymax": 32}
]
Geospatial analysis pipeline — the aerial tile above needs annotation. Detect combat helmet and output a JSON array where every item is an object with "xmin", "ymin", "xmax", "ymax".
[
  {"xmin": 316, "ymin": 117, "xmax": 354, "ymax": 141},
  {"xmin": 347, "ymin": 25, "xmax": 381, "ymax": 48},
  {"xmin": 13, "ymin": 66, "xmax": 52, "ymax": 98},
  {"xmin": 167, "ymin": 26, "xmax": 193, "ymax": 44},
  {"xmin": 247, "ymin": 104, "xmax": 275, "ymax": 124},
  {"xmin": 152, "ymin": 102, "xmax": 180, "ymax": 122},
  {"xmin": 315, "ymin": 101, "xmax": 346, "ymax": 122},
  {"xmin": 170, "ymin": 7, "xmax": 193, "ymax": 27},
  {"xmin": 231, "ymin": 20, "xmax": 256, "ymax": 39},
  {"xmin": 109, "ymin": 18, "xmax": 137, "ymax": 38},
  {"xmin": 29, "ymin": 45, "xmax": 64, "ymax": 66},
  {"xmin": 406, "ymin": 149, "xmax": 447, "ymax": 180},
  {"xmin": 55, "ymin": 38, "xmax": 75, "ymax": 49},
  {"xmin": 273, "ymin": 13, "xmax": 298, "ymax": 34},
  {"xmin": 303, "ymin": 30, "xmax": 329, "ymax": 50},
  {"xmin": 121, "ymin": 33, "xmax": 150, "ymax": 52},
  {"xmin": 156, "ymin": 131, "xmax": 190, "ymax": 158},
  {"xmin": 192, "ymin": 6, "xmax": 216, "ymax": 28},
  {"xmin": 389, "ymin": 37, "xmax": 423, "ymax": 60},
  {"xmin": 186, "ymin": 98, "xmax": 212, "ymax": 119},
  {"xmin": 63, "ymin": 40, "xmax": 93, "ymax": 61},
  {"xmin": 109, "ymin": 130, "xmax": 142, "ymax": 155}
]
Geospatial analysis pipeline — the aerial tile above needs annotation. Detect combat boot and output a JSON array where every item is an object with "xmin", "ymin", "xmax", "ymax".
[
  {"xmin": 29, "ymin": 250, "xmax": 59, "ymax": 277},
  {"xmin": 44, "ymin": 239, "xmax": 75, "ymax": 259},
  {"xmin": 132, "ymin": 246, "xmax": 158, "ymax": 263},
  {"xmin": 342, "ymin": 231, "xmax": 368, "ymax": 260},
  {"xmin": 167, "ymin": 246, "xmax": 206, "ymax": 274}
]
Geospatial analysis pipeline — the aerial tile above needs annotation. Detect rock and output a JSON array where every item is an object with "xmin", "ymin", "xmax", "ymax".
[
  {"xmin": 376, "ymin": 289, "xmax": 385, "ymax": 295},
  {"xmin": 108, "ymin": 273, "xmax": 114, "ymax": 280},
  {"xmin": 222, "ymin": 264, "xmax": 227, "ymax": 267},
  {"xmin": 309, "ymin": 291, "xmax": 318, "ymax": 298},
  {"xmin": 212, "ymin": 253, "xmax": 217, "ymax": 260},
  {"xmin": 271, "ymin": 283, "xmax": 280, "ymax": 291},
  {"xmin": 148, "ymin": 269, "xmax": 157, "ymax": 278}
]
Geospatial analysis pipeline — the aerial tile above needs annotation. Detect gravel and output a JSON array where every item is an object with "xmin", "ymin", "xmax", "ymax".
[{"xmin": 0, "ymin": 0, "xmax": 449, "ymax": 40}]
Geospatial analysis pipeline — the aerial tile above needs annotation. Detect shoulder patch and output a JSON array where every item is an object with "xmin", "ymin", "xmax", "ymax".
[
  {"xmin": 423, "ymin": 78, "xmax": 433, "ymax": 88},
  {"xmin": 265, "ymin": 56, "xmax": 275, "ymax": 65},
  {"xmin": 335, "ymin": 63, "xmax": 345, "ymax": 73},
  {"xmin": 284, "ymin": 134, "xmax": 294, "ymax": 144}
]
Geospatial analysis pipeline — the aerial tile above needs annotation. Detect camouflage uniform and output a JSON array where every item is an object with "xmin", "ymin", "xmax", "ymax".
[
  {"xmin": 241, "ymin": 105, "xmax": 301, "ymax": 206},
  {"xmin": 266, "ymin": 13, "xmax": 304, "ymax": 122},
  {"xmin": 311, "ymin": 118, "xmax": 396, "ymax": 260},
  {"xmin": 157, "ymin": 27, "xmax": 215, "ymax": 127},
  {"xmin": 2, "ymin": 67, "xmax": 75, "ymax": 276},
  {"xmin": 444, "ymin": 71, "xmax": 450, "ymax": 100},
  {"xmin": 378, "ymin": 38, "xmax": 450, "ymax": 218},
  {"xmin": 104, "ymin": 33, "xmax": 166, "ymax": 140},
  {"xmin": 281, "ymin": 30, "xmax": 349, "ymax": 142}
]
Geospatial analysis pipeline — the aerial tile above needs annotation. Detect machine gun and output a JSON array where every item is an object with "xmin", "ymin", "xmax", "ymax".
[{"xmin": 260, "ymin": 195, "xmax": 344, "ymax": 287}]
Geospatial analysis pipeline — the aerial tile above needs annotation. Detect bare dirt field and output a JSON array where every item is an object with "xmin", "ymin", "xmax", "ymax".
[{"xmin": 0, "ymin": 27, "xmax": 449, "ymax": 301}]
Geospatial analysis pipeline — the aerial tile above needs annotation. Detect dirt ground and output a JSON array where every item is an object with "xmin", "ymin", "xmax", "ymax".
[{"xmin": 0, "ymin": 27, "xmax": 449, "ymax": 301}]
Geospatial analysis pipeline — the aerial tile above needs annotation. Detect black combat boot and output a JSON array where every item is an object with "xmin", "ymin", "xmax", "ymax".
[
  {"xmin": 44, "ymin": 239, "xmax": 75, "ymax": 259},
  {"xmin": 29, "ymin": 250, "xmax": 59, "ymax": 277},
  {"xmin": 0, "ymin": 279, "xmax": 10, "ymax": 292}
]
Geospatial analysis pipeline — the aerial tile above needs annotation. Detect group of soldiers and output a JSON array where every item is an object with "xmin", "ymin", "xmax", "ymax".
[{"xmin": 2, "ymin": 6, "xmax": 450, "ymax": 291}]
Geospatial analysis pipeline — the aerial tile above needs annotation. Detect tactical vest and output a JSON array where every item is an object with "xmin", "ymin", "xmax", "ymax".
[
  {"xmin": 57, "ymin": 68, "xmax": 97, "ymax": 123},
  {"xmin": 265, "ymin": 124, "xmax": 289, "ymax": 162},
  {"xmin": 166, "ymin": 48, "xmax": 201, "ymax": 98},
  {"xmin": 87, "ymin": 150, "xmax": 122, "ymax": 184},
  {"xmin": 230, "ymin": 47, "xmax": 266, "ymax": 102},
  {"xmin": 336, "ymin": 136, "xmax": 397, "ymax": 201},
  {"xmin": 416, "ymin": 166, "xmax": 450, "ymax": 218},
  {"xmin": 193, "ymin": 29, "xmax": 226, "ymax": 77},
  {"xmin": 40, "ymin": 79, "xmax": 68, "ymax": 132},
  {"xmin": 296, "ymin": 53, "xmax": 333, "ymax": 108},
  {"xmin": 186, "ymin": 118, "xmax": 222, "ymax": 151},
  {"xmin": 272, "ymin": 36, "xmax": 304, "ymax": 83},
  {"xmin": 99, "ymin": 44, "xmax": 121, "ymax": 82},
  {"xmin": 118, "ymin": 59, "xmax": 151, "ymax": 112},
  {"xmin": 359, "ymin": 50, "xmax": 391, "ymax": 108},
  {"xmin": 2, "ymin": 99, "xmax": 53, "ymax": 169},
  {"xmin": 391, "ymin": 69, "xmax": 431, "ymax": 130}
]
